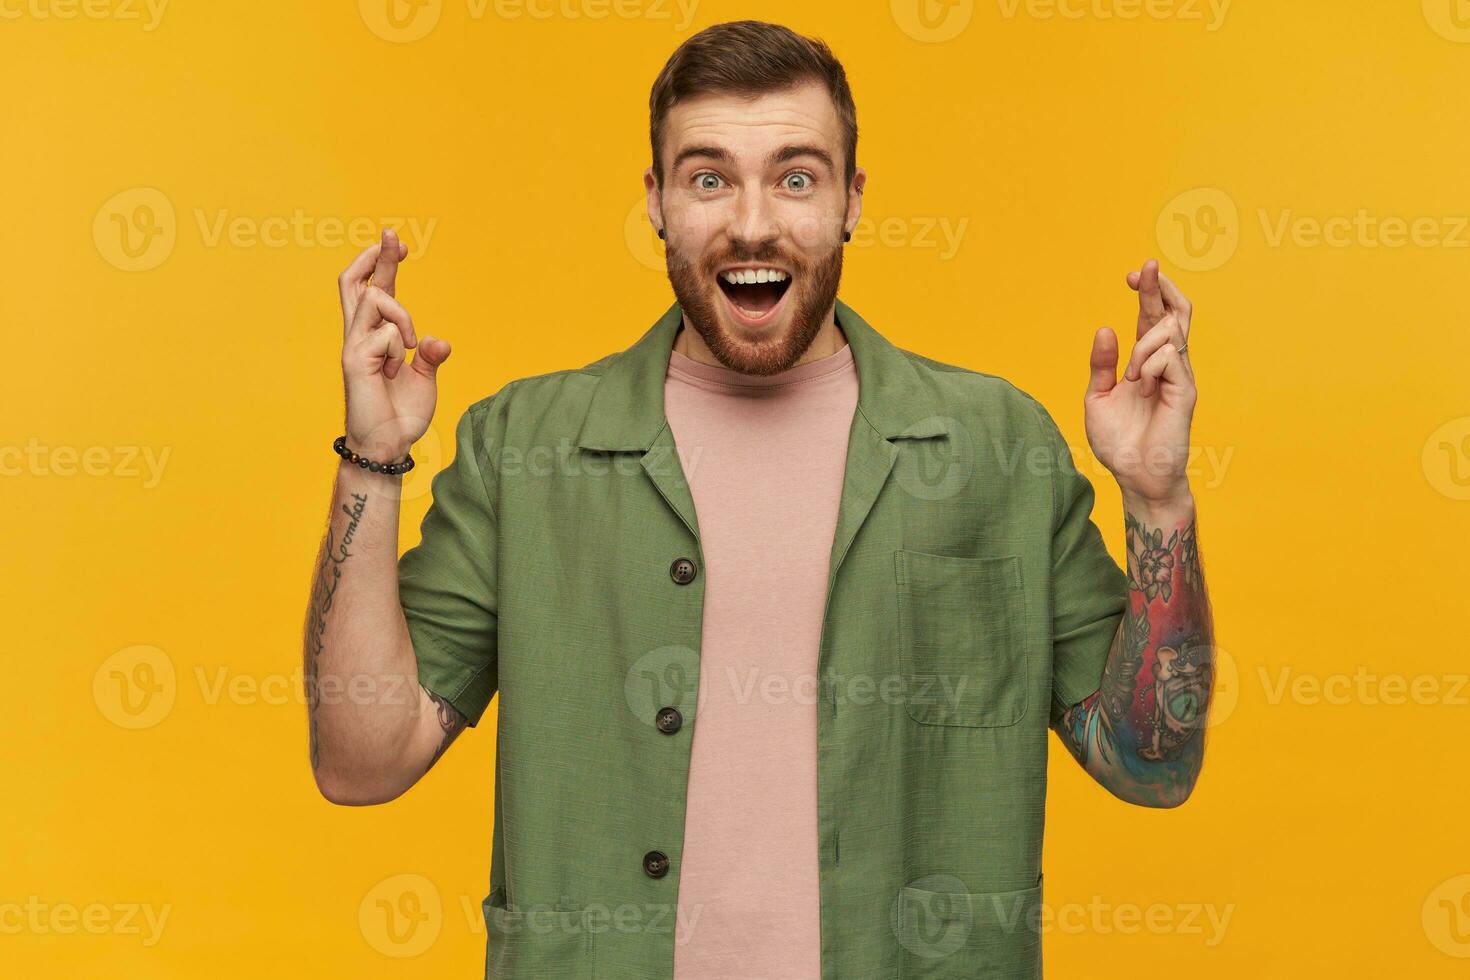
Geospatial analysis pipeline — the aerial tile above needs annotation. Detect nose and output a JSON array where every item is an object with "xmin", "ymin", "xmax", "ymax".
[{"xmin": 726, "ymin": 186, "xmax": 781, "ymax": 253}]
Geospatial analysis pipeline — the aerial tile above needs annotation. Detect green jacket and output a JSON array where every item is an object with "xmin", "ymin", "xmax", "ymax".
[{"xmin": 398, "ymin": 298, "xmax": 1128, "ymax": 979}]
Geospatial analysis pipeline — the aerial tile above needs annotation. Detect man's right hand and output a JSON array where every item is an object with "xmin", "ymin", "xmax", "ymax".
[{"xmin": 338, "ymin": 228, "xmax": 451, "ymax": 461}]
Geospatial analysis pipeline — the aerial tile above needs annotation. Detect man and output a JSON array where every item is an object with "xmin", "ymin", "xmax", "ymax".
[{"xmin": 304, "ymin": 19, "xmax": 1214, "ymax": 979}]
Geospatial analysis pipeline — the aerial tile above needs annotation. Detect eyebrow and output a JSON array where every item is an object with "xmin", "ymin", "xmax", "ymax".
[{"xmin": 670, "ymin": 143, "xmax": 836, "ymax": 176}]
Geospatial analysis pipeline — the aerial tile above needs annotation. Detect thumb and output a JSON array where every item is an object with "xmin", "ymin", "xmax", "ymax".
[
  {"xmin": 409, "ymin": 335, "xmax": 452, "ymax": 380},
  {"xmin": 1087, "ymin": 326, "xmax": 1118, "ymax": 396}
]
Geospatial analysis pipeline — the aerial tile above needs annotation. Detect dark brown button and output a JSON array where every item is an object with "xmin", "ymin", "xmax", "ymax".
[
  {"xmin": 655, "ymin": 706, "xmax": 682, "ymax": 734},
  {"xmin": 670, "ymin": 557, "xmax": 697, "ymax": 585},
  {"xmin": 643, "ymin": 850, "xmax": 670, "ymax": 878}
]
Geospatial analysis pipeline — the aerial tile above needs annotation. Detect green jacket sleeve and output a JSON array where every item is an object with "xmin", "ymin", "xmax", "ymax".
[
  {"xmin": 1031, "ymin": 402, "xmax": 1129, "ymax": 729},
  {"xmin": 397, "ymin": 400, "xmax": 500, "ymax": 727}
]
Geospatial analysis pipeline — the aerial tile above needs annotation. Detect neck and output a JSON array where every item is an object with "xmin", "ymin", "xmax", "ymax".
[{"xmin": 674, "ymin": 304, "xmax": 847, "ymax": 369}]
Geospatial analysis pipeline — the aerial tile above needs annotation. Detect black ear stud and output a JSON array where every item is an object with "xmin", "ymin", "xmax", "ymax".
[
  {"xmin": 657, "ymin": 228, "xmax": 666, "ymax": 240},
  {"xmin": 843, "ymin": 230, "xmax": 851, "ymax": 242}
]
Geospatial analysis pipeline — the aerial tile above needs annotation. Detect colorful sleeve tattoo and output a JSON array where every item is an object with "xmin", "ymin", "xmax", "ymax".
[{"xmin": 1054, "ymin": 503, "xmax": 1214, "ymax": 807}]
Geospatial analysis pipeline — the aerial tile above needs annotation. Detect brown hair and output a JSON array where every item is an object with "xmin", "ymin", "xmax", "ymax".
[{"xmin": 648, "ymin": 20, "xmax": 858, "ymax": 189}]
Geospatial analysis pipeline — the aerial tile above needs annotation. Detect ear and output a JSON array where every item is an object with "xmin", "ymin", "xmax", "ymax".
[
  {"xmin": 845, "ymin": 167, "xmax": 867, "ymax": 237},
  {"xmin": 643, "ymin": 167, "xmax": 664, "ymax": 236}
]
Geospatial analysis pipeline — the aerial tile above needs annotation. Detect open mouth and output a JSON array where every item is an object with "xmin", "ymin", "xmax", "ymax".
[{"xmin": 716, "ymin": 267, "xmax": 793, "ymax": 326}]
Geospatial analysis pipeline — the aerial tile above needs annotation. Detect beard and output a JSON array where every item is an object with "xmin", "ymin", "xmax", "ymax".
[{"xmin": 664, "ymin": 230, "xmax": 845, "ymax": 376}]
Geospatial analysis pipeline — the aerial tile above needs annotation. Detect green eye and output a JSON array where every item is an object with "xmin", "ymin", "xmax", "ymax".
[
  {"xmin": 784, "ymin": 172, "xmax": 812, "ymax": 191},
  {"xmin": 696, "ymin": 173, "xmax": 722, "ymax": 191}
]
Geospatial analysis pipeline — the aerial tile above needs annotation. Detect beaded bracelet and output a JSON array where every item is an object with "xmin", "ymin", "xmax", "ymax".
[{"xmin": 333, "ymin": 435, "xmax": 415, "ymax": 476}]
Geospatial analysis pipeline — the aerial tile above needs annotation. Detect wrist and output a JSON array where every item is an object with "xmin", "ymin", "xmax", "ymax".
[
  {"xmin": 1121, "ymin": 485, "xmax": 1195, "ymax": 526},
  {"xmin": 334, "ymin": 435, "xmax": 416, "ymax": 477}
]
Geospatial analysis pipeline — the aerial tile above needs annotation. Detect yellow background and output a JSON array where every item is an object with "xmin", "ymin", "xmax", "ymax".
[{"xmin": 7, "ymin": 0, "xmax": 1469, "ymax": 975}]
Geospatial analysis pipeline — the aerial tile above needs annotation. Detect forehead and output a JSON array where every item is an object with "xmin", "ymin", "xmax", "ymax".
[{"xmin": 662, "ymin": 79, "xmax": 841, "ymax": 168}]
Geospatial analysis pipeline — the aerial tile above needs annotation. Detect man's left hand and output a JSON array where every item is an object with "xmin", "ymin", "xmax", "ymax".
[{"xmin": 1084, "ymin": 258, "xmax": 1198, "ymax": 510}]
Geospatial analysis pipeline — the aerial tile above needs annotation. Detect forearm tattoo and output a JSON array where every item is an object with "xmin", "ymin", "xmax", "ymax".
[
  {"xmin": 424, "ymin": 689, "xmax": 468, "ymax": 772},
  {"xmin": 1057, "ymin": 510, "xmax": 1214, "ymax": 804},
  {"xmin": 304, "ymin": 492, "xmax": 368, "ymax": 773}
]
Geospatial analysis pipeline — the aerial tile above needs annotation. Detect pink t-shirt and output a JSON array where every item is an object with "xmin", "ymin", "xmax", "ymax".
[{"xmin": 662, "ymin": 331, "xmax": 859, "ymax": 979}]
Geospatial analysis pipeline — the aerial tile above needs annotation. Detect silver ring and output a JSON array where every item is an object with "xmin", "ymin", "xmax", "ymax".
[{"xmin": 1174, "ymin": 342, "xmax": 1188, "ymax": 355}]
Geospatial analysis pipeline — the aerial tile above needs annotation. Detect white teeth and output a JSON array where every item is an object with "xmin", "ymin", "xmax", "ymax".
[{"xmin": 721, "ymin": 268, "xmax": 789, "ymax": 285}]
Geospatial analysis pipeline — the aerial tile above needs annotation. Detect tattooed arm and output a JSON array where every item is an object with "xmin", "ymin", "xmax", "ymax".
[
  {"xmin": 1057, "ymin": 258, "xmax": 1213, "ymax": 807},
  {"xmin": 304, "ymin": 228, "xmax": 468, "ymax": 806},
  {"xmin": 1053, "ymin": 495, "xmax": 1214, "ymax": 808},
  {"xmin": 303, "ymin": 462, "xmax": 469, "ymax": 805}
]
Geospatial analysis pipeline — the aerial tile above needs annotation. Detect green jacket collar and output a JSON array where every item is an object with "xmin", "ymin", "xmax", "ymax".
[{"xmin": 575, "ymin": 298, "xmax": 949, "ymax": 451}]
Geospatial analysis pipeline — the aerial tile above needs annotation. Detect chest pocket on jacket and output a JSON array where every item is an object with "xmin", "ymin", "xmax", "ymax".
[{"xmin": 895, "ymin": 549, "xmax": 1028, "ymax": 728}]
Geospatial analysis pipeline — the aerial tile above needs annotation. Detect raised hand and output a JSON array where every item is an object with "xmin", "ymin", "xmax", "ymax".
[
  {"xmin": 1083, "ymin": 258, "xmax": 1197, "ymax": 508},
  {"xmin": 338, "ymin": 228, "xmax": 451, "ymax": 462}
]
